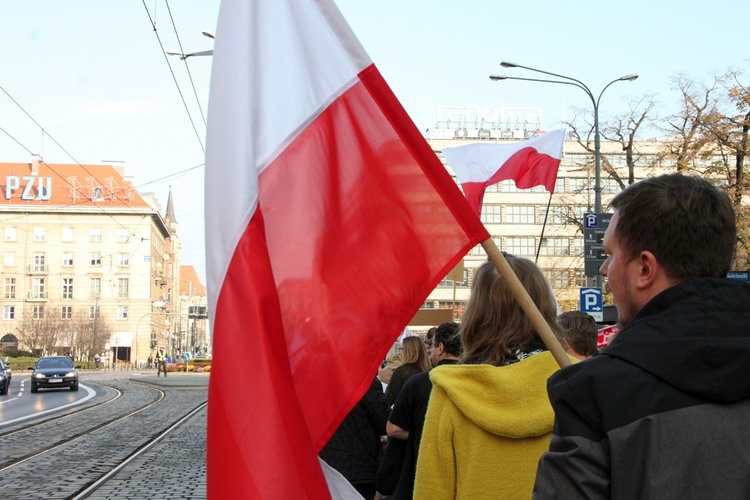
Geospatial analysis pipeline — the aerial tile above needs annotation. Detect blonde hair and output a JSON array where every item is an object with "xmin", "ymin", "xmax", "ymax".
[
  {"xmin": 385, "ymin": 342, "xmax": 403, "ymax": 368},
  {"xmin": 400, "ymin": 336, "xmax": 431, "ymax": 372},
  {"xmin": 459, "ymin": 258, "xmax": 563, "ymax": 366}
]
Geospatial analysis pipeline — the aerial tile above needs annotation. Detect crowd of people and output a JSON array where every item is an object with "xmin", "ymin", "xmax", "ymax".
[{"xmin": 319, "ymin": 174, "xmax": 750, "ymax": 499}]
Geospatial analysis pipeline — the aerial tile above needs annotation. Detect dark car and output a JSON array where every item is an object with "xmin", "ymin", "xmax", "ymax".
[
  {"xmin": 0, "ymin": 359, "xmax": 11, "ymax": 384},
  {"xmin": 0, "ymin": 365, "xmax": 8, "ymax": 395},
  {"xmin": 29, "ymin": 356, "xmax": 80, "ymax": 392}
]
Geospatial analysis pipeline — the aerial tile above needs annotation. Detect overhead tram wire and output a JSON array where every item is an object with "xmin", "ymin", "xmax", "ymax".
[
  {"xmin": 0, "ymin": 88, "xmax": 174, "ymax": 240},
  {"xmin": 141, "ymin": 0, "xmax": 205, "ymax": 154},
  {"xmin": 164, "ymin": 0, "xmax": 208, "ymax": 128}
]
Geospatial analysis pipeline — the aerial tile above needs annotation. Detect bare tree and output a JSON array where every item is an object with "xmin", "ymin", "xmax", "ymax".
[
  {"xmin": 565, "ymin": 93, "xmax": 659, "ymax": 194},
  {"xmin": 662, "ymin": 68, "xmax": 750, "ymax": 268},
  {"xmin": 71, "ymin": 309, "xmax": 112, "ymax": 361},
  {"xmin": 659, "ymin": 74, "xmax": 720, "ymax": 173}
]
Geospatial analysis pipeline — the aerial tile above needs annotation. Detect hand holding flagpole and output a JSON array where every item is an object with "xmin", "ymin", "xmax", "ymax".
[{"xmin": 482, "ymin": 238, "xmax": 572, "ymax": 369}]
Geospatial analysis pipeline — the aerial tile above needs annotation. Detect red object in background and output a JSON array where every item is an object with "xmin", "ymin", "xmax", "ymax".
[{"xmin": 597, "ymin": 324, "xmax": 621, "ymax": 349}]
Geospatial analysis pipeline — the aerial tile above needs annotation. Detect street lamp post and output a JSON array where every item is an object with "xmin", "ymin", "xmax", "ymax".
[
  {"xmin": 490, "ymin": 62, "xmax": 638, "ymax": 214},
  {"xmin": 490, "ymin": 63, "xmax": 637, "ymax": 287}
]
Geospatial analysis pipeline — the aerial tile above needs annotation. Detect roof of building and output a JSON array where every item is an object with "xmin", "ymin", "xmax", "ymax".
[{"xmin": 0, "ymin": 159, "xmax": 152, "ymax": 210}]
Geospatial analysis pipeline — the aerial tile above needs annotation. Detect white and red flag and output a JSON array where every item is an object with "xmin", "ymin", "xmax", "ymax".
[
  {"xmin": 441, "ymin": 128, "xmax": 566, "ymax": 216},
  {"xmin": 204, "ymin": 0, "xmax": 489, "ymax": 497}
]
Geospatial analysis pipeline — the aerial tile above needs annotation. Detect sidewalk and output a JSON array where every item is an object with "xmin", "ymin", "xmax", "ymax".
[{"xmin": 129, "ymin": 371, "xmax": 210, "ymax": 388}]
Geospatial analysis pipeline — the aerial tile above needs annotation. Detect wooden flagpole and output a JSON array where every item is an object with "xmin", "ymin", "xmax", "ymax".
[{"xmin": 481, "ymin": 238, "xmax": 571, "ymax": 369}]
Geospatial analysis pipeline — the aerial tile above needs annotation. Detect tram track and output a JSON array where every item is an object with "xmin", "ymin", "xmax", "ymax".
[{"xmin": 0, "ymin": 376, "xmax": 208, "ymax": 499}]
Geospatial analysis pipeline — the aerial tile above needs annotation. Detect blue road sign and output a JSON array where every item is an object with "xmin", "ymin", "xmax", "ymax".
[
  {"xmin": 727, "ymin": 271, "xmax": 749, "ymax": 281},
  {"xmin": 580, "ymin": 287, "xmax": 603, "ymax": 322}
]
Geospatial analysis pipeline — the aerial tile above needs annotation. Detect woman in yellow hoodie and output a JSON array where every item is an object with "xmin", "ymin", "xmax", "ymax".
[{"xmin": 414, "ymin": 256, "xmax": 569, "ymax": 499}]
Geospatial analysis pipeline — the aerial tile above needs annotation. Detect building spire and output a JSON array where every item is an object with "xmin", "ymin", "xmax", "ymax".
[{"xmin": 165, "ymin": 185, "xmax": 178, "ymax": 225}]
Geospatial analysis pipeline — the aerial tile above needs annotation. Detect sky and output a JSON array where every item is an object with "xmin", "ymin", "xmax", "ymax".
[{"xmin": 2, "ymin": 0, "xmax": 748, "ymax": 286}]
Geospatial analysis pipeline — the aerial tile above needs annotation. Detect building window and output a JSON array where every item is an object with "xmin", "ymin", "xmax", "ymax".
[
  {"xmin": 480, "ymin": 204, "xmax": 502, "ymax": 224},
  {"xmin": 118, "ymin": 278, "xmax": 129, "ymax": 299},
  {"xmin": 32, "ymin": 277, "xmax": 46, "ymax": 299},
  {"xmin": 4, "ymin": 278, "xmax": 16, "ymax": 299},
  {"xmin": 117, "ymin": 306, "xmax": 129, "ymax": 320},
  {"xmin": 32, "ymin": 305, "xmax": 44, "ymax": 320},
  {"xmin": 62, "ymin": 252, "xmax": 74, "ymax": 267},
  {"xmin": 117, "ymin": 228, "xmax": 130, "ymax": 243},
  {"xmin": 539, "ymin": 238, "xmax": 570, "ymax": 256},
  {"xmin": 90, "ymin": 278, "xmax": 101, "ymax": 299},
  {"xmin": 544, "ymin": 269, "xmax": 570, "ymax": 289},
  {"xmin": 90, "ymin": 227, "xmax": 102, "ymax": 242},
  {"xmin": 540, "ymin": 206, "xmax": 569, "ymax": 225},
  {"xmin": 62, "ymin": 226, "xmax": 74, "ymax": 242},
  {"xmin": 505, "ymin": 237, "xmax": 536, "ymax": 256},
  {"xmin": 118, "ymin": 253, "xmax": 129, "ymax": 267},
  {"xmin": 33, "ymin": 253, "xmax": 46, "ymax": 272},
  {"xmin": 506, "ymin": 205, "xmax": 535, "ymax": 224},
  {"xmin": 90, "ymin": 252, "xmax": 102, "ymax": 266},
  {"xmin": 3, "ymin": 306, "xmax": 15, "ymax": 320},
  {"xmin": 89, "ymin": 306, "xmax": 100, "ymax": 319},
  {"xmin": 568, "ymin": 177, "xmax": 590, "ymax": 194},
  {"xmin": 573, "ymin": 238, "xmax": 584, "ymax": 257},
  {"xmin": 575, "ymin": 270, "xmax": 588, "ymax": 287},
  {"xmin": 62, "ymin": 278, "xmax": 74, "ymax": 299},
  {"xmin": 33, "ymin": 227, "xmax": 46, "ymax": 241},
  {"xmin": 4, "ymin": 227, "xmax": 17, "ymax": 242},
  {"xmin": 61, "ymin": 306, "xmax": 73, "ymax": 320},
  {"xmin": 3, "ymin": 252, "xmax": 16, "ymax": 267}
]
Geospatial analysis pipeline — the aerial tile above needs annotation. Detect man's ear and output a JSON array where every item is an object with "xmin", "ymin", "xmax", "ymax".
[{"xmin": 636, "ymin": 251, "xmax": 659, "ymax": 290}]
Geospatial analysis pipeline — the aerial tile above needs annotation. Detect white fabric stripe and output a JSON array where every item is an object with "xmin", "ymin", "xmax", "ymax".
[
  {"xmin": 205, "ymin": 0, "xmax": 372, "ymax": 323},
  {"xmin": 442, "ymin": 128, "xmax": 565, "ymax": 184}
]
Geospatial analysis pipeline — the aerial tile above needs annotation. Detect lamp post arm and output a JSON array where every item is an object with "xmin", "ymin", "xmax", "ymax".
[
  {"xmin": 512, "ymin": 64, "xmax": 596, "ymax": 104},
  {"xmin": 490, "ymin": 74, "xmax": 593, "ymax": 103}
]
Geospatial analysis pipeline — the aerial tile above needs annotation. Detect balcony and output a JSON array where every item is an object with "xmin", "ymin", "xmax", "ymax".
[
  {"xmin": 26, "ymin": 291, "xmax": 48, "ymax": 301},
  {"xmin": 27, "ymin": 264, "xmax": 48, "ymax": 273}
]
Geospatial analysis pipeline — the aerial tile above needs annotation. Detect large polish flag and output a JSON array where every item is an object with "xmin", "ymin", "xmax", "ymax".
[
  {"xmin": 204, "ymin": 0, "xmax": 489, "ymax": 497},
  {"xmin": 441, "ymin": 128, "xmax": 565, "ymax": 216}
]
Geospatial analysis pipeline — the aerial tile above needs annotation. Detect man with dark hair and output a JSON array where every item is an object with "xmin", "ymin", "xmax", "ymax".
[
  {"xmin": 557, "ymin": 311, "xmax": 598, "ymax": 359},
  {"xmin": 534, "ymin": 174, "xmax": 750, "ymax": 498},
  {"xmin": 380, "ymin": 322, "xmax": 461, "ymax": 499}
]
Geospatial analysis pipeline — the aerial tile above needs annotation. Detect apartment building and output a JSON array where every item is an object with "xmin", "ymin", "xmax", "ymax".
[
  {"xmin": 0, "ymin": 157, "xmax": 175, "ymax": 364},
  {"xmin": 423, "ymin": 105, "xmax": 670, "ymax": 316}
]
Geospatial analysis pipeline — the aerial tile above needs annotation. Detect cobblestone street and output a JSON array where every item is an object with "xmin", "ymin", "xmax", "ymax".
[{"xmin": 0, "ymin": 371, "xmax": 209, "ymax": 499}]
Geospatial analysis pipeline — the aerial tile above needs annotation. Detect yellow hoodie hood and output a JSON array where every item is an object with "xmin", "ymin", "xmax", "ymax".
[{"xmin": 428, "ymin": 351, "xmax": 564, "ymax": 438}]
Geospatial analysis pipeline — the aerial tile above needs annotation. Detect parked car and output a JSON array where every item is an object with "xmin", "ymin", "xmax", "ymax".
[
  {"xmin": 29, "ymin": 356, "xmax": 80, "ymax": 392},
  {"xmin": 0, "ymin": 359, "xmax": 11, "ymax": 384},
  {"xmin": 0, "ymin": 367, "xmax": 8, "ymax": 395}
]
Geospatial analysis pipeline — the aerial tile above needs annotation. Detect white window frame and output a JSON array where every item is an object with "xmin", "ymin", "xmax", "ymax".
[
  {"xmin": 4, "ymin": 227, "xmax": 17, "ymax": 242},
  {"xmin": 3, "ymin": 252, "xmax": 16, "ymax": 267},
  {"xmin": 117, "ymin": 228, "xmax": 129, "ymax": 243},
  {"xmin": 90, "ymin": 227, "xmax": 102, "ymax": 242},
  {"xmin": 117, "ymin": 306, "xmax": 129, "ymax": 320},
  {"xmin": 118, "ymin": 252, "xmax": 129, "ymax": 267},
  {"xmin": 62, "ymin": 278, "xmax": 74, "ymax": 299},
  {"xmin": 62, "ymin": 226, "xmax": 74, "ymax": 242},
  {"xmin": 4, "ymin": 278, "xmax": 16, "ymax": 299},
  {"xmin": 3, "ymin": 305, "xmax": 15, "ymax": 320},
  {"xmin": 33, "ymin": 226, "xmax": 46, "ymax": 241},
  {"xmin": 62, "ymin": 252, "xmax": 74, "ymax": 267},
  {"xmin": 90, "ymin": 252, "xmax": 102, "ymax": 266},
  {"xmin": 61, "ymin": 305, "xmax": 73, "ymax": 320}
]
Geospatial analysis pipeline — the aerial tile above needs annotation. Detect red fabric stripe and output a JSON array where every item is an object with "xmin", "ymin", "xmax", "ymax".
[
  {"xmin": 462, "ymin": 147, "xmax": 561, "ymax": 216},
  {"xmin": 260, "ymin": 68, "xmax": 487, "ymax": 451},
  {"xmin": 208, "ymin": 207, "xmax": 330, "ymax": 499}
]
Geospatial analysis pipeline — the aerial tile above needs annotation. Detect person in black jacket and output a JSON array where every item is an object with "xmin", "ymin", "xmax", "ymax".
[
  {"xmin": 534, "ymin": 173, "xmax": 750, "ymax": 498},
  {"xmin": 320, "ymin": 375, "xmax": 391, "ymax": 499}
]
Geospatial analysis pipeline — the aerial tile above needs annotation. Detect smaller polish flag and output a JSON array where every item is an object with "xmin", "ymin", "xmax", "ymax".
[{"xmin": 441, "ymin": 128, "xmax": 565, "ymax": 216}]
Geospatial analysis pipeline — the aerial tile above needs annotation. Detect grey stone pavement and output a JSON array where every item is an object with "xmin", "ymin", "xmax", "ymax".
[{"xmin": 0, "ymin": 370, "xmax": 210, "ymax": 499}]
